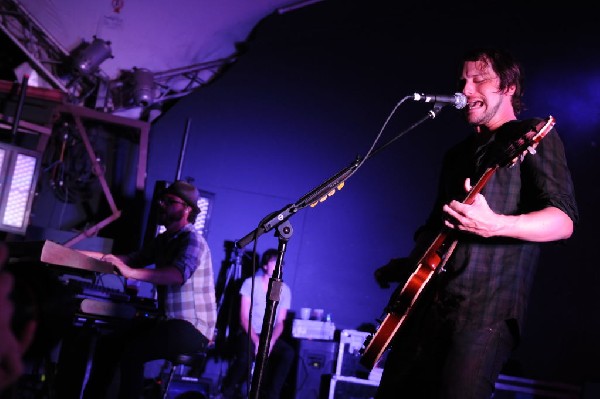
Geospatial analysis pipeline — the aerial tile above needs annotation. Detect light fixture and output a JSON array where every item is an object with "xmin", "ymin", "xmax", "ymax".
[
  {"xmin": 193, "ymin": 192, "xmax": 214, "ymax": 236},
  {"xmin": 72, "ymin": 36, "xmax": 114, "ymax": 75},
  {"xmin": 0, "ymin": 143, "xmax": 41, "ymax": 234},
  {"xmin": 132, "ymin": 67, "xmax": 155, "ymax": 106}
]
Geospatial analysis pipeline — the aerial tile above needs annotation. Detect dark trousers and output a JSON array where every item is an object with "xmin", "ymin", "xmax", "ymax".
[
  {"xmin": 376, "ymin": 316, "xmax": 515, "ymax": 399},
  {"xmin": 221, "ymin": 331, "xmax": 295, "ymax": 399},
  {"xmin": 56, "ymin": 318, "xmax": 208, "ymax": 399}
]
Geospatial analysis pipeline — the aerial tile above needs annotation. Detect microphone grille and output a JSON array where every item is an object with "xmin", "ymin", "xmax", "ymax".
[{"xmin": 454, "ymin": 93, "xmax": 467, "ymax": 109}]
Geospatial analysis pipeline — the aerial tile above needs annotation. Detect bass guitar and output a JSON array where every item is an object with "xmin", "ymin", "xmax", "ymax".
[{"xmin": 359, "ymin": 115, "xmax": 556, "ymax": 370}]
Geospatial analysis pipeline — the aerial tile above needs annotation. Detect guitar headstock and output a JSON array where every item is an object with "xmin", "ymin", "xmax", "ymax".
[{"xmin": 500, "ymin": 115, "xmax": 555, "ymax": 168}]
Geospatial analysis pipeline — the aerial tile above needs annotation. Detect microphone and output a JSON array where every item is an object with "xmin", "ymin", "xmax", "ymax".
[{"xmin": 413, "ymin": 92, "xmax": 467, "ymax": 109}]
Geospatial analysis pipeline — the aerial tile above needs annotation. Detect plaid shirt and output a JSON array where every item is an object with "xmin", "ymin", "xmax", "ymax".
[
  {"xmin": 127, "ymin": 224, "xmax": 217, "ymax": 340},
  {"xmin": 419, "ymin": 119, "xmax": 578, "ymax": 335}
]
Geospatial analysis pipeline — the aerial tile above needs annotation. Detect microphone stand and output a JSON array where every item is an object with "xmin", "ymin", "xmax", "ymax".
[
  {"xmin": 249, "ymin": 221, "xmax": 292, "ymax": 399},
  {"xmin": 365, "ymin": 102, "xmax": 445, "ymax": 160},
  {"xmin": 236, "ymin": 101, "xmax": 449, "ymax": 399}
]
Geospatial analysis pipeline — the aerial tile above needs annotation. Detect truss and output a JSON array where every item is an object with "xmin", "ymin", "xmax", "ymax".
[
  {"xmin": 110, "ymin": 56, "xmax": 237, "ymax": 113},
  {"xmin": 0, "ymin": 0, "xmax": 237, "ymax": 116},
  {"xmin": 0, "ymin": 0, "xmax": 71, "ymax": 94},
  {"xmin": 153, "ymin": 56, "xmax": 237, "ymax": 104}
]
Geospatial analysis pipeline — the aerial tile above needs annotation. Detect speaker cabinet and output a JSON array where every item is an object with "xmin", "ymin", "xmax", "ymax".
[{"xmin": 294, "ymin": 339, "xmax": 338, "ymax": 399}]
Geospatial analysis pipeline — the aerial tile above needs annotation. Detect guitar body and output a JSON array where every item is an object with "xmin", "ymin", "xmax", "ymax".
[
  {"xmin": 360, "ymin": 230, "xmax": 450, "ymax": 369},
  {"xmin": 360, "ymin": 116, "xmax": 556, "ymax": 370}
]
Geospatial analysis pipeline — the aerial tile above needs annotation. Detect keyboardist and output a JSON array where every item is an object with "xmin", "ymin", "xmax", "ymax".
[{"xmin": 55, "ymin": 180, "xmax": 217, "ymax": 399}]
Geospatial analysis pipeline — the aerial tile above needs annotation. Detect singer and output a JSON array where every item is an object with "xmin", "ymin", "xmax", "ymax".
[{"xmin": 372, "ymin": 48, "xmax": 578, "ymax": 398}]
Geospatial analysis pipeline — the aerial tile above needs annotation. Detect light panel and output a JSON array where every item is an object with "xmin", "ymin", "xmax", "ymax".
[
  {"xmin": 0, "ymin": 143, "xmax": 41, "ymax": 234},
  {"xmin": 194, "ymin": 193, "xmax": 213, "ymax": 236}
]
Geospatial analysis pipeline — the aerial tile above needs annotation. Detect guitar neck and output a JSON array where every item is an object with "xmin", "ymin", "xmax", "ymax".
[{"xmin": 463, "ymin": 166, "xmax": 498, "ymax": 205}]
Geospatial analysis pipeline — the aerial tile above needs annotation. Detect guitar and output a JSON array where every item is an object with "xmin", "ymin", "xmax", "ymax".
[{"xmin": 359, "ymin": 115, "xmax": 557, "ymax": 370}]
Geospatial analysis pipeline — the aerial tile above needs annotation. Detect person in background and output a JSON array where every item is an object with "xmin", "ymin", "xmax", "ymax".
[
  {"xmin": 0, "ymin": 242, "xmax": 35, "ymax": 395},
  {"xmin": 0, "ymin": 241, "xmax": 75, "ymax": 398},
  {"xmin": 218, "ymin": 248, "xmax": 294, "ymax": 399},
  {"xmin": 373, "ymin": 48, "xmax": 578, "ymax": 398},
  {"xmin": 57, "ymin": 180, "xmax": 217, "ymax": 399}
]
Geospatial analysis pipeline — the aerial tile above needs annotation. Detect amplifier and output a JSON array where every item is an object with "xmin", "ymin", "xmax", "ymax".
[
  {"xmin": 325, "ymin": 329, "xmax": 383, "ymax": 399},
  {"xmin": 327, "ymin": 376, "xmax": 379, "ymax": 399},
  {"xmin": 335, "ymin": 329, "xmax": 380, "ymax": 380},
  {"xmin": 294, "ymin": 339, "xmax": 338, "ymax": 399}
]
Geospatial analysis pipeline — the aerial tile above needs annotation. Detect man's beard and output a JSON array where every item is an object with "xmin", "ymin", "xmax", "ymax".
[{"xmin": 157, "ymin": 209, "xmax": 184, "ymax": 226}]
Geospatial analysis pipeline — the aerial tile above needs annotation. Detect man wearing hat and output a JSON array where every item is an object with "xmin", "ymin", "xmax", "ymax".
[{"xmin": 58, "ymin": 180, "xmax": 217, "ymax": 399}]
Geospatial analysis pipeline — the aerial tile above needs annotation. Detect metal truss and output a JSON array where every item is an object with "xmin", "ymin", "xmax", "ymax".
[
  {"xmin": 111, "ymin": 56, "xmax": 237, "ymax": 113},
  {"xmin": 0, "ymin": 0, "xmax": 72, "ymax": 94},
  {"xmin": 0, "ymin": 0, "xmax": 116, "ymax": 106},
  {"xmin": 0, "ymin": 0, "xmax": 237, "ymax": 116},
  {"xmin": 152, "ymin": 56, "xmax": 237, "ymax": 104}
]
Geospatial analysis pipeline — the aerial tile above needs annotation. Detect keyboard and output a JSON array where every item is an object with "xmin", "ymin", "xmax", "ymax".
[{"xmin": 68, "ymin": 279, "xmax": 130, "ymax": 302}]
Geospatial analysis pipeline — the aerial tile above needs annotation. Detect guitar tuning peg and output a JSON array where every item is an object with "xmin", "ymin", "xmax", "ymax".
[{"xmin": 527, "ymin": 146, "xmax": 537, "ymax": 155}]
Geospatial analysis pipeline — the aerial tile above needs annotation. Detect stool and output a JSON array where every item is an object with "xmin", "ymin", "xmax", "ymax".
[{"xmin": 161, "ymin": 351, "xmax": 208, "ymax": 399}]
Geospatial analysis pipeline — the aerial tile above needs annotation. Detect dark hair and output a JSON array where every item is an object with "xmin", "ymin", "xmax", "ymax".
[
  {"xmin": 459, "ymin": 48, "xmax": 525, "ymax": 115},
  {"xmin": 260, "ymin": 248, "xmax": 279, "ymax": 269}
]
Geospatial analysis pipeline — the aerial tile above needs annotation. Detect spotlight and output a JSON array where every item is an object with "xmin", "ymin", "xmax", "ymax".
[
  {"xmin": 132, "ymin": 67, "xmax": 155, "ymax": 106},
  {"xmin": 72, "ymin": 36, "xmax": 114, "ymax": 75}
]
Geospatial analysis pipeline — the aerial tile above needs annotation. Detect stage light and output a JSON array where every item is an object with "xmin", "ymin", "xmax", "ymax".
[
  {"xmin": 0, "ymin": 143, "xmax": 41, "ymax": 234},
  {"xmin": 193, "ymin": 193, "xmax": 214, "ymax": 236},
  {"xmin": 72, "ymin": 36, "xmax": 114, "ymax": 75},
  {"xmin": 132, "ymin": 67, "xmax": 155, "ymax": 106}
]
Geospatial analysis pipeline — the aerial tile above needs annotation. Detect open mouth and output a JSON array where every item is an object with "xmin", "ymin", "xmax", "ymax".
[{"xmin": 468, "ymin": 100, "xmax": 484, "ymax": 109}]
